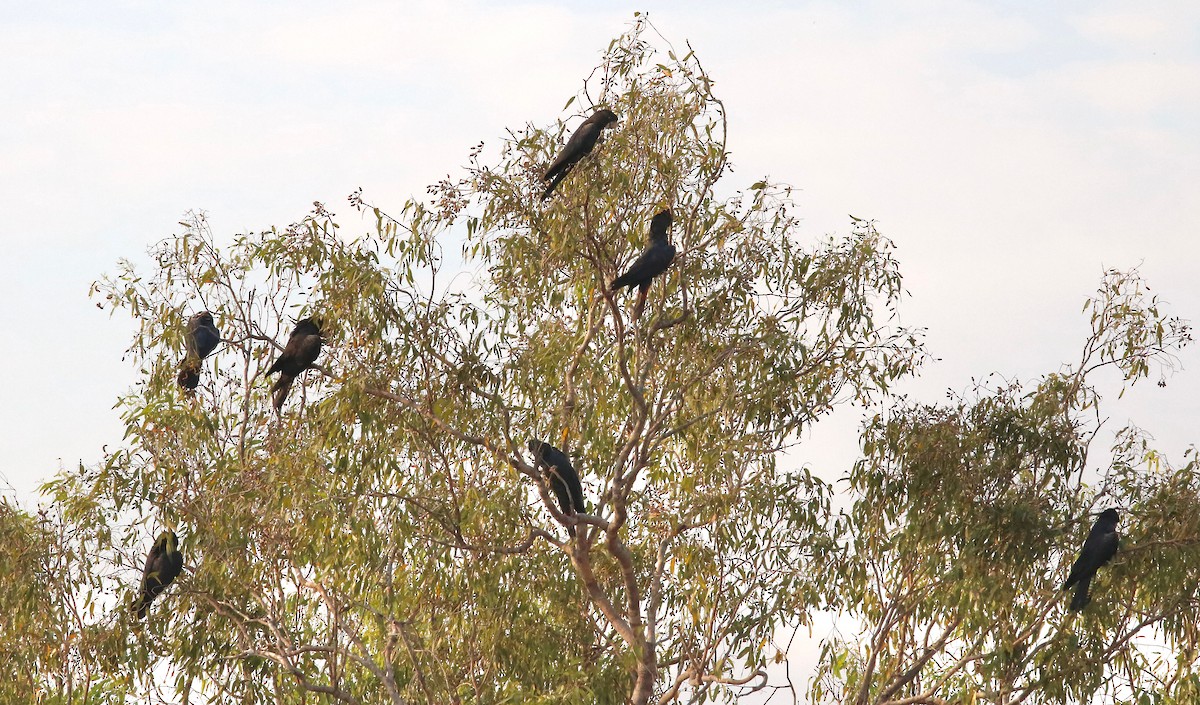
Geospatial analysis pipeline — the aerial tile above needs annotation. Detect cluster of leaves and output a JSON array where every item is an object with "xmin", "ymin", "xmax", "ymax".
[
  {"xmin": 813, "ymin": 268, "xmax": 1199, "ymax": 705},
  {"xmin": 23, "ymin": 18, "xmax": 923, "ymax": 705},
  {"xmin": 0, "ymin": 496, "xmax": 134, "ymax": 705}
]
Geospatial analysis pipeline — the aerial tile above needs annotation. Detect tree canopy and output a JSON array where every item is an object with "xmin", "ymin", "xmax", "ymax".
[{"xmin": 3, "ymin": 19, "xmax": 1198, "ymax": 705}]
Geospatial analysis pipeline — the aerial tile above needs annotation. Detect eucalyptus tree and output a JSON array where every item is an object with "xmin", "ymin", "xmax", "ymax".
[
  {"xmin": 39, "ymin": 19, "xmax": 922, "ymax": 704},
  {"xmin": 0, "ymin": 497, "xmax": 129, "ymax": 705},
  {"xmin": 1, "ymin": 499, "xmax": 61, "ymax": 703},
  {"xmin": 813, "ymin": 268, "xmax": 1200, "ymax": 705}
]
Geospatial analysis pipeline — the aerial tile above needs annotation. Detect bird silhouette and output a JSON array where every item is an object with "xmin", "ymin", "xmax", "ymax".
[
  {"xmin": 528, "ymin": 440, "xmax": 586, "ymax": 536},
  {"xmin": 133, "ymin": 530, "xmax": 184, "ymax": 619},
  {"xmin": 1063, "ymin": 508, "xmax": 1120, "ymax": 611},
  {"xmin": 610, "ymin": 209, "xmax": 676, "ymax": 317},
  {"xmin": 177, "ymin": 311, "xmax": 221, "ymax": 390},
  {"xmin": 541, "ymin": 109, "xmax": 618, "ymax": 200},
  {"xmin": 266, "ymin": 317, "xmax": 323, "ymax": 412}
]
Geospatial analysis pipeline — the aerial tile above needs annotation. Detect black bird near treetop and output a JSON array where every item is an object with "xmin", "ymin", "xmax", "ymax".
[
  {"xmin": 1062, "ymin": 508, "xmax": 1120, "ymax": 611},
  {"xmin": 541, "ymin": 109, "xmax": 618, "ymax": 200},
  {"xmin": 528, "ymin": 440, "xmax": 586, "ymax": 536},
  {"xmin": 266, "ymin": 317, "xmax": 323, "ymax": 412},
  {"xmin": 177, "ymin": 311, "xmax": 221, "ymax": 390},
  {"xmin": 133, "ymin": 530, "xmax": 184, "ymax": 619}
]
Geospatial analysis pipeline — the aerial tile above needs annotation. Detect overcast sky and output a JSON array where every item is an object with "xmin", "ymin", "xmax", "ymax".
[{"xmin": 2, "ymin": 1, "xmax": 1197, "ymax": 510}]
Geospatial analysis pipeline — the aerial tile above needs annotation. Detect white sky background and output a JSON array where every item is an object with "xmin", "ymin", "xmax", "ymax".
[
  {"xmin": 1, "ymin": 0, "xmax": 1198, "ymax": 673},
  {"xmin": 4, "ymin": 0, "xmax": 1194, "ymax": 490},
  {"xmin": 0, "ymin": 0, "xmax": 1198, "ymax": 700}
]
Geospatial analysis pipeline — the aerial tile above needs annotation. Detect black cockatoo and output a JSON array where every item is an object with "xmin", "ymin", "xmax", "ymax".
[
  {"xmin": 177, "ymin": 311, "xmax": 221, "ymax": 390},
  {"xmin": 528, "ymin": 440, "xmax": 586, "ymax": 536},
  {"xmin": 266, "ymin": 317, "xmax": 323, "ymax": 412},
  {"xmin": 541, "ymin": 109, "xmax": 618, "ymax": 200},
  {"xmin": 1063, "ymin": 508, "xmax": 1120, "ymax": 611},
  {"xmin": 133, "ymin": 530, "xmax": 184, "ymax": 619},
  {"xmin": 610, "ymin": 209, "xmax": 676, "ymax": 316}
]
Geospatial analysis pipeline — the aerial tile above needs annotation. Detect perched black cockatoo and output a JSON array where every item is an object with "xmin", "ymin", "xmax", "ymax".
[
  {"xmin": 528, "ymin": 440, "xmax": 586, "ymax": 536},
  {"xmin": 610, "ymin": 209, "xmax": 676, "ymax": 316},
  {"xmin": 266, "ymin": 317, "xmax": 323, "ymax": 412},
  {"xmin": 541, "ymin": 108, "xmax": 618, "ymax": 200},
  {"xmin": 1063, "ymin": 508, "xmax": 1120, "ymax": 611},
  {"xmin": 133, "ymin": 530, "xmax": 184, "ymax": 619},
  {"xmin": 177, "ymin": 311, "xmax": 221, "ymax": 390}
]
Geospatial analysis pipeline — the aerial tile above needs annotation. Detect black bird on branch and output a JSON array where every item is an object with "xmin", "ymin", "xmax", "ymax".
[
  {"xmin": 541, "ymin": 109, "xmax": 618, "ymax": 200},
  {"xmin": 610, "ymin": 209, "xmax": 676, "ymax": 317},
  {"xmin": 266, "ymin": 317, "xmax": 323, "ymax": 412},
  {"xmin": 132, "ymin": 530, "xmax": 183, "ymax": 619},
  {"xmin": 1063, "ymin": 508, "xmax": 1120, "ymax": 611},
  {"xmin": 528, "ymin": 440, "xmax": 586, "ymax": 536},
  {"xmin": 177, "ymin": 311, "xmax": 221, "ymax": 391}
]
